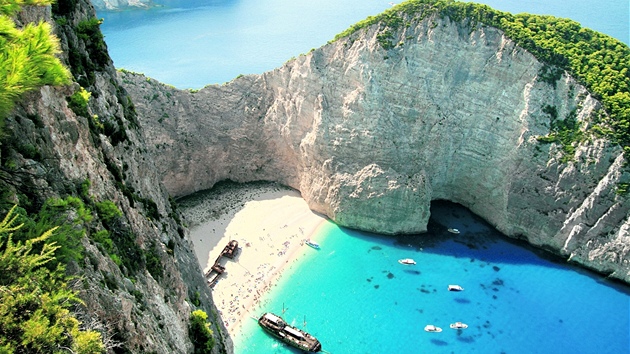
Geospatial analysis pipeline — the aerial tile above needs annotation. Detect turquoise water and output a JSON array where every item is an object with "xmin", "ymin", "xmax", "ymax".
[
  {"xmin": 98, "ymin": 0, "xmax": 629, "ymax": 89},
  {"xmin": 235, "ymin": 201, "xmax": 630, "ymax": 353}
]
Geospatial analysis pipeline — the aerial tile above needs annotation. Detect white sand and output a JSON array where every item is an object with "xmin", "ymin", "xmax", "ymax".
[{"xmin": 182, "ymin": 183, "xmax": 327, "ymax": 335}]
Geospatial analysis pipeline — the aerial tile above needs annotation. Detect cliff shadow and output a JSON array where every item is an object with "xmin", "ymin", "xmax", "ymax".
[{"xmin": 338, "ymin": 200, "xmax": 630, "ymax": 293}]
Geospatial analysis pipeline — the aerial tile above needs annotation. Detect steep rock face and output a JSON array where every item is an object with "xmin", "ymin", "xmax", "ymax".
[
  {"xmin": 123, "ymin": 14, "xmax": 630, "ymax": 282},
  {"xmin": 6, "ymin": 2, "xmax": 230, "ymax": 353}
]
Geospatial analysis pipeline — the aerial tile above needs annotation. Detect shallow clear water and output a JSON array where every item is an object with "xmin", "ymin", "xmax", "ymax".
[
  {"xmin": 235, "ymin": 202, "xmax": 630, "ymax": 353},
  {"xmin": 98, "ymin": 0, "xmax": 629, "ymax": 89}
]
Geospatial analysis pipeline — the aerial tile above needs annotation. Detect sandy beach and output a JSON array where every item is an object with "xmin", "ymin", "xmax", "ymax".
[{"xmin": 179, "ymin": 182, "xmax": 327, "ymax": 335}]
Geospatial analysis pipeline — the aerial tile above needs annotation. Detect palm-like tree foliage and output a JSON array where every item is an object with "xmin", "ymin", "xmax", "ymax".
[{"xmin": 0, "ymin": 0, "xmax": 70, "ymax": 119}]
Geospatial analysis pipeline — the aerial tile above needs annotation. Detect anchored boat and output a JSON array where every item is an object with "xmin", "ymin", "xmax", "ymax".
[
  {"xmin": 450, "ymin": 322, "xmax": 468, "ymax": 329},
  {"xmin": 424, "ymin": 324, "xmax": 442, "ymax": 332},
  {"xmin": 305, "ymin": 239, "xmax": 320, "ymax": 249},
  {"xmin": 398, "ymin": 258, "xmax": 416, "ymax": 265},
  {"xmin": 448, "ymin": 284, "xmax": 464, "ymax": 291},
  {"xmin": 258, "ymin": 312, "xmax": 322, "ymax": 352}
]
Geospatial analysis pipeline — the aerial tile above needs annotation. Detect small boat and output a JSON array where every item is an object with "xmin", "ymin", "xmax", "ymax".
[
  {"xmin": 424, "ymin": 325, "xmax": 442, "ymax": 332},
  {"xmin": 448, "ymin": 284, "xmax": 464, "ymax": 291},
  {"xmin": 258, "ymin": 313, "xmax": 322, "ymax": 352},
  {"xmin": 398, "ymin": 258, "xmax": 416, "ymax": 265},
  {"xmin": 450, "ymin": 322, "xmax": 468, "ymax": 329},
  {"xmin": 447, "ymin": 228, "xmax": 460, "ymax": 234},
  {"xmin": 305, "ymin": 239, "xmax": 320, "ymax": 249}
]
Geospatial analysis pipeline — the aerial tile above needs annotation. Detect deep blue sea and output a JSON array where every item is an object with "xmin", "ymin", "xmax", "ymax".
[
  {"xmin": 96, "ymin": 1, "xmax": 630, "ymax": 352},
  {"xmin": 98, "ymin": 0, "xmax": 629, "ymax": 89}
]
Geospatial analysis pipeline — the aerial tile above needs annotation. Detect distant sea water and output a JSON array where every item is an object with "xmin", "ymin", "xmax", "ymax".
[
  {"xmin": 96, "ymin": 1, "xmax": 630, "ymax": 353},
  {"xmin": 97, "ymin": 0, "xmax": 629, "ymax": 89}
]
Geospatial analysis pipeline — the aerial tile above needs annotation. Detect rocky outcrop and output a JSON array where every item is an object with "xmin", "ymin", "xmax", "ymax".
[
  {"xmin": 123, "ymin": 12, "xmax": 630, "ymax": 283},
  {"xmin": 5, "ymin": 2, "xmax": 229, "ymax": 353}
]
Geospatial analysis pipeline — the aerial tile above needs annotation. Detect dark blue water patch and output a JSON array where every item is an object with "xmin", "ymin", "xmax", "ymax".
[
  {"xmin": 456, "ymin": 335, "xmax": 475, "ymax": 343},
  {"xmin": 374, "ymin": 285, "xmax": 380, "ymax": 289},
  {"xmin": 402, "ymin": 201, "xmax": 578, "ymax": 269},
  {"xmin": 369, "ymin": 246, "xmax": 382, "ymax": 252},
  {"xmin": 430, "ymin": 339, "xmax": 449, "ymax": 346},
  {"xmin": 366, "ymin": 277, "xmax": 373, "ymax": 282},
  {"xmin": 386, "ymin": 272, "xmax": 395, "ymax": 279},
  {"xmin": 404, "ymin": 269, "xmax": 421, "ymax": 275},
  {"xmin": 454, "ymin": 297, "xmax": 471, "ymax": 304},
  {"xmin": 418, "ymin": 284, "xmax": 437, "ymax": 294},
  {"xmin": 493, "ymin": 266, "xmax": 501, "ymax": 272}
]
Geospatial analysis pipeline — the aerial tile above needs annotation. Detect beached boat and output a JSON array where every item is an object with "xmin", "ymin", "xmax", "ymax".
[
  {"xmin": 450, "ymin": 322, "xmax": 468, "ymax": 329},
  {"xmin": 305, "ymin": 239, "xmax": 320, "ymax": 249},
  {"xmin": 222, "ymin": 240, "xmax": 239, "ymax": 259},
  {"xmin": 447, "ymin": 228, "xmax": 460, "ymax": 234},
  {"xmin": 398, "ymin": 258, "xmax": 416, "ymax": 265},
  {"xmin": 258, "ymin": 312, "xmax": 322, "ymax": 352},
  {"xmin": 448, "ymin": 284, "xmax": 464, "ymax": 291},
  {"xmin": 424, "ymin": 325, "xmax": 442, "ymax": 332}
]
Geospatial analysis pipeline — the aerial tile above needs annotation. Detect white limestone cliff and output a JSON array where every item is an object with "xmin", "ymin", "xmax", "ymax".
[{"xmin": 122, "ymin": 14, "xmax": 630, "ymax": 282}]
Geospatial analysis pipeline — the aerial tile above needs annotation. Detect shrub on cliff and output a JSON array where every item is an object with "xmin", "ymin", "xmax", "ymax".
[
  {"xmin": 0, "ymin": 206, "xmax": 105, "ymax": 353},
  {"xmin": 95, "ymin": 200, "xmax": 122, "ymax": 224},
  {"xmin": 189, "ymin": 310, "xmax": 215, "ymax": 354}
]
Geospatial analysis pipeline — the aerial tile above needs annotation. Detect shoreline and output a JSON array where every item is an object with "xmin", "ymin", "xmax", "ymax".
[{"xmin": 179, "ymin": 182, "xmax": 327, "ymax": 335}]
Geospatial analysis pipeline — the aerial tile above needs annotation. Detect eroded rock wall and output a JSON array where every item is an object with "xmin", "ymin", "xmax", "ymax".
[
  {"xmin": 123, "ymin": 14, "xmax": 630, "ymax": 282},
  {"xmin": 6, "ymin": 2, "xmax": 230, "ymax": 353}
]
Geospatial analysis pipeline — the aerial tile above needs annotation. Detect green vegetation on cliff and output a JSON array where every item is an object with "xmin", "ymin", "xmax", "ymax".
[
  {"xmin": 0, "ymin": 0, "xmax": 71, "ymax": 119},
  {"xmin": 189, "ymin": 310, "xmax": 215, "ymax": 353},
  {"xmin": 333, "ymin": 0, "xmax": 630, "ymax": 159},
  {"xmin": 0, "ymin": 206, "xmax": 105, "ymax": 353}
]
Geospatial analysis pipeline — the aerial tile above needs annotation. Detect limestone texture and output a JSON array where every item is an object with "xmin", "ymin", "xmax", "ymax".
[{"xmin": 123, "ymin": 14, "xmax": 630, "ymax": 283}]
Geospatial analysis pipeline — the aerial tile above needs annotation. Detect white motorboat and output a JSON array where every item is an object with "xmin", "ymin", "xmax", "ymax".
[
  {"xmin": 305, "ymin": 239, "xmax": 320, "ymax": 249},
  {"xmin": 424, "ymin": 325, "xmax": 442, "ymax": 332},
  {"xmin": 398, "ymin": 258, "xmax": 416, "ymax": 265},
  {"xmin": 450, "ymin": 322, "xmax": 468, "ymax": 329},
  {"xmin": 447, "ymin": 228, "xmax": 460, "ymax": 234},
  {"xmin": 448, "ymin": 284, "xmax": 464, "ymax": 291}
]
